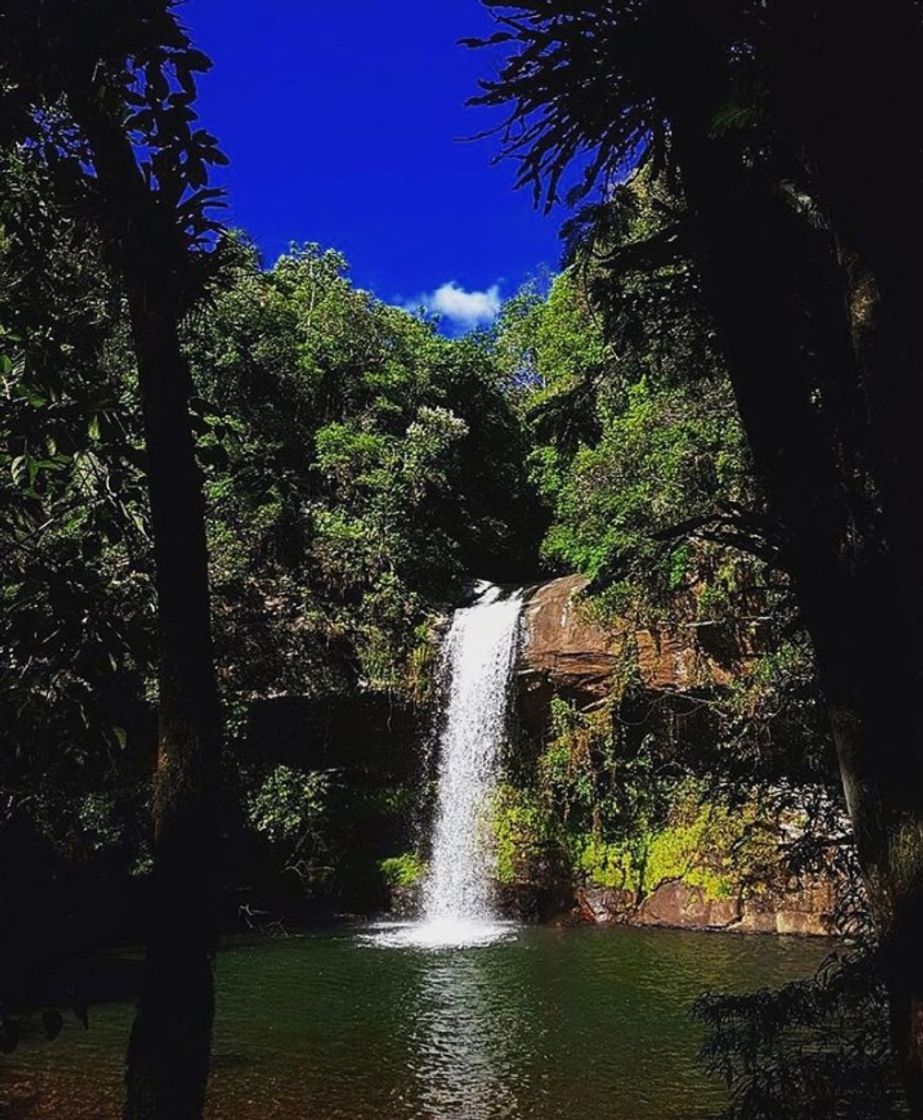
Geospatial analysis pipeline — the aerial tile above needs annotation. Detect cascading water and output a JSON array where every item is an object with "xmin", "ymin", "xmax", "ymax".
[
  {"xmin": 374, "ymin": 581, "xmax": 523, "ymax": 949},
  {"xmin": 422, "ymin": 583, "xmax": 522, "ymax": 935}
]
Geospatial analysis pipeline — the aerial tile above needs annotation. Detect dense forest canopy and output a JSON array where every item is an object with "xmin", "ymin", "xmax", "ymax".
[{"xmin": 3, "ymin": 1, "xmax": 923, "ymax": 1118}]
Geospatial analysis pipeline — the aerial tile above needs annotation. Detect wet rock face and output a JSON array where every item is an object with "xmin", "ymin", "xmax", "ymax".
[
  {"xmin": 509, "ymin": 575, "xmax": 842, "ymax": 939},
  {"xmin": 558, "ymin": 875, "xmax": 838, "ymax": 937},
  {"xmin": 519, "ymin": 575, "xmax": 625, "ymax": 701},
  {"xmin": 517, "ymin": 574, "xmax": 762, "ymax": 734},
  {"xmin": 492, "ymin": 873, "xmax": 838, "ymax": 936},
  {"xmin": 495, "ymin": 880, "xmax": 576, "ymax": 924}
]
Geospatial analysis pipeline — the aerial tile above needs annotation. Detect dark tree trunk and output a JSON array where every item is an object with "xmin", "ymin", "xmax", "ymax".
[
  {"xmin": 658, "ymin": 8, "xmax": 923, "ymax": 1108},
  {"xmin": 692, "ymin": 163, "xmax": 923, "ymax": 1112},
  {"xmin": 72, "ymin": 99, "xmax": 221, "ymax": 1120},
  {"xmin": 761, "ymin": 4, "xmax": 923, "ymax": 1102},
  {"xmin": 119, "ymin": 289, "xmax": 220, "ymax": 1120},
  {"xmin": 801, "ymin": 40, "xmax": 923, "ymax": 1120}
]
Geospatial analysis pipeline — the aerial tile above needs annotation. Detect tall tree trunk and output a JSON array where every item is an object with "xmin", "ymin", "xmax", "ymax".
[
  {"xmin": 120, "ymin": 282, "xmax": 220, "ymax": 1120},
  {"xmin": 689, "ymin": 154, "xmax": 923, "ymax": 1111},
  {"xmin": 659, "ymin": 9, "xmax": 923, "ymax": 1108},
  {"xmin": 72, "ymin": 97, "xmax": 221, "ymax": 1120},
  {"xmin": 764, "ymin": 3, "xmax": 923, "ymax": 1102}
]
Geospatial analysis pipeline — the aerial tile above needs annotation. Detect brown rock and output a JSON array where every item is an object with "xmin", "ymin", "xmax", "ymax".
[
  {"xmin": 734, "ymin": 892, "xmax": 781, "ymax": 934},
  {"xmin": 635, "ymin": 880, "xmax": 741, "ymax": 930},
  {"xmin": 563, "ymin": 875, "xmax": 838, "ymax": 937},
  {"xmin": 511, "ymin": 575, "xmax": 841, "ymax": 939},
  {"xmin": 519, "ymin": 575, "xmax": 624, "ymax": 700},
  {"xmin": 576, "ymin": 886, "xmax": 634, "ymax": 924},
  {"xmin": 518, "ymin": 575, "xmax": 757, "ymax": 716}
]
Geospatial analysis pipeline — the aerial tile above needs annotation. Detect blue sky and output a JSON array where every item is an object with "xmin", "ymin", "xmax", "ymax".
[{"xmin": 180, "ymin": 1, "xmax": 566, "ymax": 330}]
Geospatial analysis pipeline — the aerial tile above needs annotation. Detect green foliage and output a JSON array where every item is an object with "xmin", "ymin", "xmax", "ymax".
[
  {"xmin": 501, "ymin": 768, "xmax": 780, "ymax": 905},
  {"xmin": 575, "ymin": 836, "xmax": 638, "ymax": 892},
  {"xmin": 585, "ymin": 787, "xmax": 763, "ymax": 902},
  {"xmin": 379, "ymin": 853, "xmax": 426, "ymax": 889},
  {"xmin": 497, "ymin": 269, "xmax": 607, "ymax": 410},
  {"xmin": 696, "ymin": 949, "xmax": 907, "ymax": 1119},
  {"xmin": 500, "ymin": 695, "xmax": 781, "ymax": 906},
  {"xmin": 539, "ymin": 696, "xmax": 608, "ymax": 813},
  {"xmin": 639, "ymin": 796, "xmax": 751, "ymax": 901},
  {"xmin": 495, "ymin": 170, "xmax": 831, "ymax": 794},
  {"xmin": 0, "ymin": 182, "xmax": 543, "ymax": 939},
  {"xmin": 539, "ymin": 698, "xmax": 660, "ymax": 836},
  {"xmin": 501, "ymin": 684, "xmax": 787, "ymax": 907},
  {"xmin": 0, "ymin": 158, "xmax": 155, "ymax": 913},
  {"xmin": 247, "ymin": 765, "xmax": 330, "ymax": 846},
  {"xmin": 247, "ymin": 765, "xmax": 332, "ymax": 887},
  {"xmin": 189, "ymin": 242, "xmax": 539, "ymax": 702},
  {"xmin": 76, "ymin": 794, "xmax": 123, "ymax": 855},
  {"xmin": 496, "ymin": 173, "xmax": 760, "ymax": 629},
  {"xmin": 491, "ymin": 785, "xmax": 552, "ymax": 884}
]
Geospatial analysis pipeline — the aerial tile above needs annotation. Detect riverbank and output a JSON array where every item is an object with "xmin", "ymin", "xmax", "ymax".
[{"xmin": 393, "ymin": 868, "xmax": 840, "ymax": 938}]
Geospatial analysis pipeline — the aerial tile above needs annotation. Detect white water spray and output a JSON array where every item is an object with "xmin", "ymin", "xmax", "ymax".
[{"xmin": 374, "ymin": 582, "xmax": 523, "ymax": 949}]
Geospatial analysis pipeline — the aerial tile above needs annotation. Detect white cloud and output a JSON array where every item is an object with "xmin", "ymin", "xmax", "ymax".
[{"xmin": 406, "ymin": 281, "xmax": 502, "ymax": 331}]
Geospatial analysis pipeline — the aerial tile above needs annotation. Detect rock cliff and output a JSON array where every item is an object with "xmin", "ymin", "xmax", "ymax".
[
  {"xmin": 507, "ymin": 574, "xmax": 843, "ymax": 938},
  {"xmin": 519, "ymin": 573, "xmax": 757, "ymax": 707},
  {"xmin": 567, "ymin": 874, "xmax": 838, "ymax": 936}
]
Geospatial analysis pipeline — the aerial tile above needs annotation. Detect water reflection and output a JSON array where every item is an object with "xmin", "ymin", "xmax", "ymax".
[
  {"xmin": 2, "ymin": 926, "xmax": 828, "ymax": 1120},
  {"xmin": 405, "ymin": 945, "xmax": 542, "ymax": 1120}
]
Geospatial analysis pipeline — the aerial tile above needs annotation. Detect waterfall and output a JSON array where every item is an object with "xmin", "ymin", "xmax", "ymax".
[
  {"xmin": 374, "ymin": 581, "xmax": 523, "ymax": 949},
  {"xmin": 422, "ymin": 582, "xmax": 523, "ymax": 928}
]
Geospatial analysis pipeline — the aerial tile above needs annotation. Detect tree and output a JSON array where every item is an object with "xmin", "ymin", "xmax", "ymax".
[
  {"xmin": 472, "ymin": 0, "xmax": 923, "ymax": 1107},
  {"xmin": 187, "ymin": 241, "xmax": 541, "ymax": 705},
  {"xmin": 1, "ymin": 3, "xmax": 228, "ymax": 1115}
]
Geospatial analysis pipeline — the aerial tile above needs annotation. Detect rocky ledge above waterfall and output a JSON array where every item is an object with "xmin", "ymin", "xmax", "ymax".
[{"xmin": 517, "ymin": 573, "xmax": 763, "ymax": 720}]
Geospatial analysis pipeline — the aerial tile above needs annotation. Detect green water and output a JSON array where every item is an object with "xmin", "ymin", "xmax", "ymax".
[{"xmin": 2, "ymin": 924, "xmax": 827, "ymax": 1120}]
